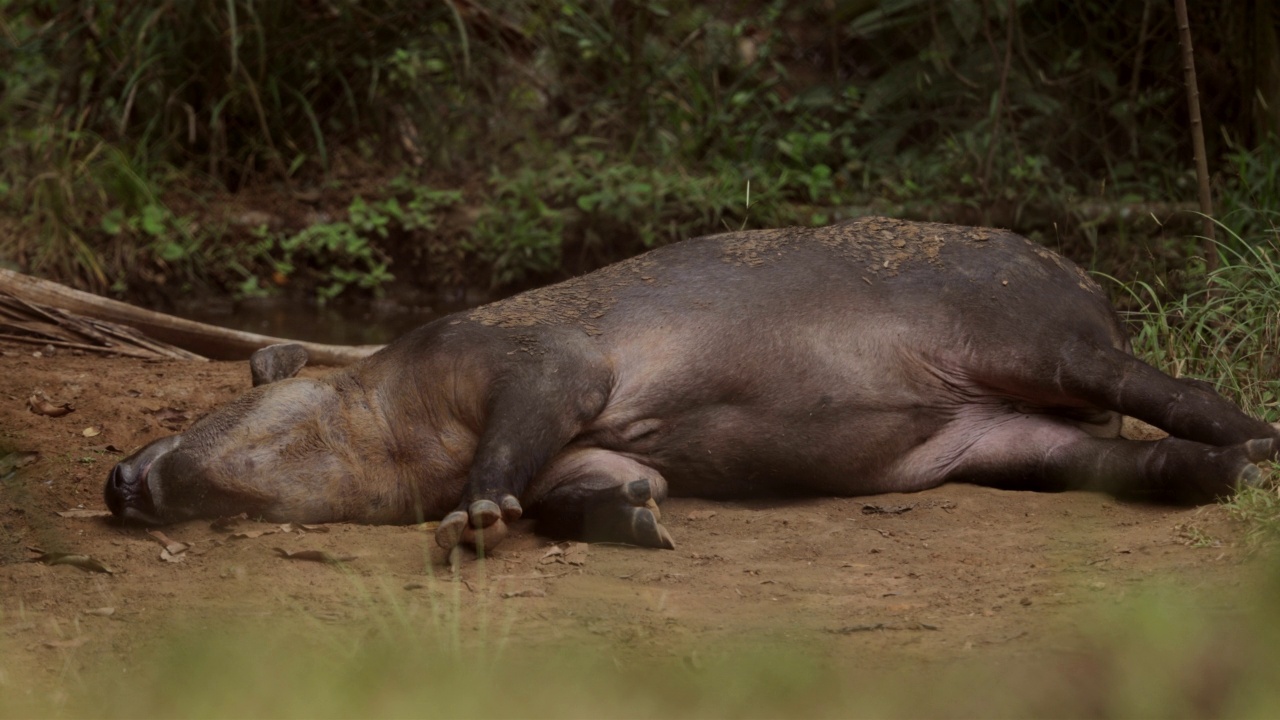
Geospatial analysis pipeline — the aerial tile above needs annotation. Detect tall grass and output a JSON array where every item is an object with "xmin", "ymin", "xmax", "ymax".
[
  {"xmin": 1118, "ymin": 234, "xmax": 1280, "ymax": 414},
  {"xmin": 1112, "ymin": 222, "xmax": 1280, "ymax": 543},
  {"xmin": 0, "ymin": 1, "xmax": 473, "ymax": 185}
]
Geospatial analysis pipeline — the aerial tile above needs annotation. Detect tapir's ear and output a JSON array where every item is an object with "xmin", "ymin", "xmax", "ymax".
[{"xmin": 249, "ymin": 343, "xmax": 309, "ymax": 386}]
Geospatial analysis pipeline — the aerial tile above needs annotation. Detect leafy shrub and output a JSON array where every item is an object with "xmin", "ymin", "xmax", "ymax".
[
  {"xmin": 470, "ymin": 149, "xmax": 783, "ymax": 287},
  {"xmin": 241, "ymin": 185, "xmax": 461, "ymax": 302},
  {"xmin": 4, "ymin": 0, "xmax": 1279, "ymax": 295}
]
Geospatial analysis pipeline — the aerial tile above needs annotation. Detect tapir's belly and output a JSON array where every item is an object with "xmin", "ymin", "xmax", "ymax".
[
  {"xmin": 650, "ymin": 407, "xmax": 949, "ymax": 497},
  {"xmin": 579, "ymin": 317, "xmax": 970, "ymax": 497},
  {"xmin": 583, "ymin": 379, "xmax": 958, "ymax": 499}
]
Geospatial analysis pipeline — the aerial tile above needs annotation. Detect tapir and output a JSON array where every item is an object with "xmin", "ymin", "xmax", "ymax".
[{"xmin": 105, "ymin": 217, "xmax": 1278, "ymax": 553}]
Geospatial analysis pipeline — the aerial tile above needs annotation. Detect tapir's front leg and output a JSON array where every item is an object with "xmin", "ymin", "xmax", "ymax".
[{"xmin": 435, "ymin": 353, "xmax": 612, "ymax": 552}]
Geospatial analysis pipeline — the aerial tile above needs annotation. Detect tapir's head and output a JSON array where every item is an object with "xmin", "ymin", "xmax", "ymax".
[{"xmin": 104, "ymin": 344, "xmax": 389, "ymax": 524}]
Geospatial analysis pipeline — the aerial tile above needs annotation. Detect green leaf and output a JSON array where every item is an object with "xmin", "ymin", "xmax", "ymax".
[
  {"xmin": 158, "ymin": 242, "xmax": 186, "ymax": 262},
  {"xmin": 140, "ymin": 204, "xmax": 168, "ymax": 237},
  {"xmin": 100, "ymin": 209, "xmax": 125, "ymax": 236}
]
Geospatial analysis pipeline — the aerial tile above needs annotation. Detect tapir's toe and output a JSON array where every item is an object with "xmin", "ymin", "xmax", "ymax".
[
  {"xmin": 468, "ymin": 499, "xmax": 502, "ymax": 528},
  {"xmin": 499, "ymin": 495, "xmax": 523, "ymax": 522},
  {"xmin": 626, "ymin": 505, "xmax": 676, "ymax": 550},
  {"xmin": 436, "ymin": 511, "xmax": 469, "ymax": 550},
  {"xmin": 622, "ymin": 478, "xmax": 655, "ymax": 506},
  {"xmin": 1245, "ymin": 438, "xmax": 1275, "ymax": 463},
  {"xmin": 1239, "ymin": 463, "xmax": 1263, "ymax": 489},
  {"xmin": 1227, "ymin": 439, "xmax": 1273, "ymax": 491},
  {"xmin": 436, "ymin": 495, "xmax": 523, "ymax": 551}
]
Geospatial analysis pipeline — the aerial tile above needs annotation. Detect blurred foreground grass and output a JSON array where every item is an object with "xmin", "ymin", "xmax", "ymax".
[{"xmin": 4, "ymin": 569, "xmax": 1280, "ymax": 719}]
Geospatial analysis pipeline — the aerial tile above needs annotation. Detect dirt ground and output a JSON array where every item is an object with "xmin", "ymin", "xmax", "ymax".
[{"xmin": 0, "ymin": 343, "xmax": 1267, "ymax": 711}]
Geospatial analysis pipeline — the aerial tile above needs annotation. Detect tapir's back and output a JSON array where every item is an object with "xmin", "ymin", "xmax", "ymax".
[{"xmin": 464, "ymin": 217, "xmax": 1125, "ymax": 354}]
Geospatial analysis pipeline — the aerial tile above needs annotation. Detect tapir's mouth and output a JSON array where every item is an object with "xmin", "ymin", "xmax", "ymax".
[
  {"xmin": 106, "ymin": 457, "xmax": 163, "ymax": 525},
  {"xmin": 124, "ymin": 458, "xmax": 162, "ymax": 524}
]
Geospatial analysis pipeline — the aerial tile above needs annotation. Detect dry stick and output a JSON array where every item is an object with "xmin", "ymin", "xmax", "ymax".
[
  {"xmin": 1173, "ymin": 0, "xmax": 1217, "ymax": 268},
  {"xmin": 0, "ymin": 334, "xmax": 162, "ymax": 360},
  {"xmin": 0, "ymin": 268, "xmax": 382, "ymax": 364}
]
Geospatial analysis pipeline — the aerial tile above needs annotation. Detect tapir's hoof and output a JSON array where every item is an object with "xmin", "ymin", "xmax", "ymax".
[
  {"xmin": 1239, "ymin": 464, "xmax": 1263, "ymax": 489},
  {"xmin": 1245, "ymin": 438, "xmax": 1275, "ymax": 463},
  {"xmin": 436, "ymin": 495, "xmax": 522, "ymax": 550},
  {"xmin": 622, "ymin": 478, "xmax": 655, "ymax": 506},
  {"xmin": 500, "ymin": 495, "xmax": 523, "ymax": 521},
  {"xmin": 626, "ymin": 505, "xmax": 676, "ymax": 549},
  {"xmin": 1227, "ymin": 439, "xmax": 1272, "ymax": 491},
  {"xmin": 577, "ymin": 479, "xmax": 676, "ymax": 549}
]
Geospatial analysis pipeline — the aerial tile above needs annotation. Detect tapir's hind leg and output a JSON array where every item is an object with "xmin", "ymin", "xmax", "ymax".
[
  {"xmin": 893, "ymin": 411, "xmax": 1271, "ymax": 503},
  {"xmin": 989, "ymin": 340, "xmax": 1280, "ymax": 449},
  {"xmin": 918, "ymin": 339, "xmax": 1280, "ymax": 502},
  {"xmin": 528, "ymin": 448, "xmax": 676, "ymax": 548}
]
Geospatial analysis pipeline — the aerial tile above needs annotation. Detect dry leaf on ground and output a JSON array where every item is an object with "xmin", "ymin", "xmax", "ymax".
[
  {"xmin": 28, "ymin": 551, "xmax": 114, "ymax": 574},
  {"xmin": 27, "ymin": 394, "xmax": 73, "ymax": 418},
  {"xmin": 273, "ymin": 548, "xmax": 356, "ymax": 564}
]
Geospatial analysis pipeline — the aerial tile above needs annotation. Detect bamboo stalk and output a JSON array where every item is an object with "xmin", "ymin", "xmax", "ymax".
[{"xmin": 1173, "ymin": 0, "xmax": 1217, "ymax": 266}]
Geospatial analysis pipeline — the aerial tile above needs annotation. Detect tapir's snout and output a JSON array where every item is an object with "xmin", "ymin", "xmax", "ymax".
[
  {"xmin": 99, "ymin": 370, "xmax": 400, "ymax": 526},
  {"xmin": 105, "ymin": 435, "xmax": 182, "ymax": 524}
]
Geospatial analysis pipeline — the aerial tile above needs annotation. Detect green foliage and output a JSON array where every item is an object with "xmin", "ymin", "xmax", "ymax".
[
  {"xmin": 241, "ymin": 185, "xmax": 460, "ymax": 302},
  {"xmin": 470, "ymin": 150, "xmax": 779, "ymax": 287},
  {"xmin": 255, "ymin": 222, "xmax": 394, "ymax": 303},
  {"xmin": 0, "ymin": 118, "xmax": 196, "ymax": 292},
  {"xmin": 3, "ymin": 0, "xmax": 1280, "ymax": 294},
  {"xmin": 1, "ymin": 126, "xmax": 110, "ymax": 288},
  {"xmin": 1225, "ymin": 482, "xmax": 1280, "ymax": 549},
  {"xmin": 101, "ymin": 203, "xmax": 193, "ymax": 267},
  {"xmin": 470, "ymin": 177, "xmax": 565, "ymax": 288}
]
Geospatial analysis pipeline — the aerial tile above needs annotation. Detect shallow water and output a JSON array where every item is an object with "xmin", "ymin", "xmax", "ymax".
[{"xmin": 171, "ymin": 296, "xmax": 469, "ymax": 346}]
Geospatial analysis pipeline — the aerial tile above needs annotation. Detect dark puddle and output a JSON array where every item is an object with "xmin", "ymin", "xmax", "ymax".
[{"xmin": 171, "ymin": 296, "xmax": 478, "ymax": 346}]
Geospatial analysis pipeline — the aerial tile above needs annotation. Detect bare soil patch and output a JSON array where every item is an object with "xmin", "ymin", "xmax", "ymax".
[{"xmin": 0, "ymin": 344, "xmax": 1260, "ymax": 707}]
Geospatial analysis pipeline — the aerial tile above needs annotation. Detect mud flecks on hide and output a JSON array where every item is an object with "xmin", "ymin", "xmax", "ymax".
[
  {"xmin": 467, "ymin": 256, "xmax": 659, "ymax": 335},
  {"xmin": 716, "ymin": 216, "xmax": 983, "ymax": 277},
  {"xmin": 1028, "ymin": 243, "xmax": 1105, "ymax": 294}
]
